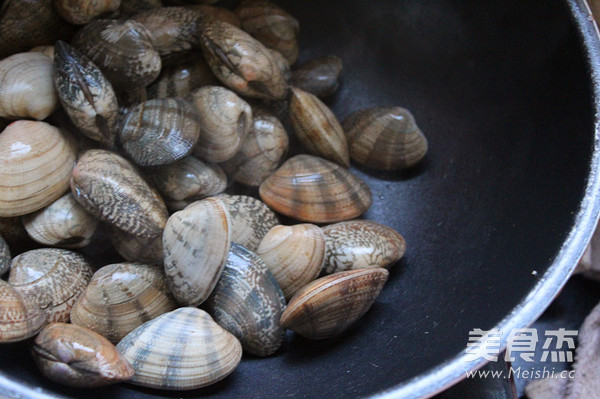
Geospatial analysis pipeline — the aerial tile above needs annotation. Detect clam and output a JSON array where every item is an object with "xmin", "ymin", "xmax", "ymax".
[
  {"xmin": 54, "ymin": 0, "xmax": 121, "ymax": 25},
  {"xmin": 206, "ymin": 243, "xmax": 286, "ymax": 356},
  {"xmin": 8, "ymin": 248, "xmax": 94, "ymax": 323},
  {"xmin": 163, "ymin": 197, "xmax": 231, "ymax": 306},
  {"xmin": 22, "ymin": 193, "xmax": 99, "ymax": 249},
  {"xmin": 119, "ymin": 0, "xmax": 162, "ymax": 17},
  {"xmin": 71, "ymin": 262, "xmax": 177, "ymax": 343},
  {"xmin": 108, "ymin": 226, "xmax": 164, "ymax": 265},
  {"xmin": 32, "ymin": 323, "xmax": 134, "ymax": 387},
  {"xmin": 221, "ymin": 108, "xmax": 288, "ymax": 187},
  {"xmin": 29, "ymin": 45, "xmax": 55, "ymax": 60},
  {"xmin": 322, "ymin": 220, "xmax": 406, "ymax": 274},
  {"xmin": 53, "ymin": 40, "xmax": 119, "ymax": 148},
  {"xmin": 291, "ymin": 55, "xmax": 343, "ymax": 98},
  {"xmin": 119, "ymin": 98, "xmax": 201, "ymax": 167},
  {"xmin": 289, "ymin": 86, "xmax": 350, "ymax": 167},
  {"xmin": 0, "ymin": 280, "xmax": 46, "ymax": 343},
  {"xmin": 190, "ymin": 86, "xmax": 253, "ymax": 163},
  {"xmin": 198, "ymin": 18, "xmax": 288, "ymax": 100},
  {"xmin": 0, "ymin": 235, "xmax": 10, "ymax": 276},
  {"xmin": 0, "ymin": 52, "xmax": 58, "ymax": 120},
  {"xmin": 218, "ymin": 194, "xmax": 280, "ymax": 251},
  {"xmin": 280, "ymin": 268, "xmax": 389, "ymax": 340},
  {"xmin": 72, "ymin": 19, "xmax": 161, "ymax": 90},
  {"xmin": 342, "ymin": 107, "xmax": 428, "ymax": 170},
  {"xmin": 259, "ymin": 155, "xmax": 372, "ymax": 223},
  {"xmin": 0, "ymin": 121, "xmax": 76, "ymax": 217},
  {"xmin": 256, "ymin": 224, "xmax": 324, "ymax": 300},
  {"xmin": 269, "ymin": 49, "xmax": 292, "ymax": 83},
  {"xmin": 186, "ymin": 4, "xmax": 241, "ymax": 27},
  {"xmin": 116, "ymin": 307, "xmax": 242, "ymax": 390}
]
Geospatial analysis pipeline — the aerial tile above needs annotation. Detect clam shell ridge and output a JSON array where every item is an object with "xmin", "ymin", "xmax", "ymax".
[
  {"xmin": 116, "ymin": 307, "xmax": 242, "ymax": 390},
  {"xmin": 259, "ymin": 154, "xmax": 371, "ymax": 223},
  {"xmin": 0, "ymin": 280, "xmax": 46, "ymax": 343}
]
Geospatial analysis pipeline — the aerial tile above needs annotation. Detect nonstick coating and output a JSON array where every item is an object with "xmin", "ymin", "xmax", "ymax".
[{"xmin": 1, "ymin": 0, "xmax": 600, "ymax": 398}]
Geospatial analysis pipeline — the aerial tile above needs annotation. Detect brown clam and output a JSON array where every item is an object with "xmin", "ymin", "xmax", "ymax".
[
  {"xmin": 70, "ymin": 149, "xmax": 169, "ymax": 238},
  {"xmin": 32, "ymin": 323, "xmax": 134, "ymax": 387},
  {"xmin": 54, "ymin": 0, "xmax": 121, "ymax": 25},
  {"xmin": 108, "ymin": 226, "xmax": 164, "ymax": 265},
  {"xmin": 0, "ymin": 121, "xmax": 76, "ymax": 217},
  {"xmin": 0, "ymin": 280, "xmax": 46, "ymax": 343},
  {"xmin": 119, "ymin": 98, "xmax": 201, "ymax": 167},
  {"xmin": 322, "ymin": 220, "xmax": 406, "ymax": 274},
  {"xmin": 291, "ymin": 55, "xmax": 343, "ymax": 98},
  {"xmin": 289, "ymin": 86, "xmax": 350, "ymax": 167},
  {"xmin": 22, "ymin": 193, "xmax": 99, "ymax": 249},
  {"xmin": 186, "ymin": 4, "xmax": 241, "ymax": 27},
  {"xmin": 0, "ymin": 52, "xmax": 58, "ymax": 120},
  {"xmin": 0, "ymin": 235, "xmax": 10, "ymax": 276},
  {"xmin": 8, "ymin": 248, "xmax": 94, "ymax": 323},
  {"xmin": 71, "ymin": 262, "xmax": 177, "ymax": 343},
  {"xmin": 280, "ymin": 268, "xmax": 389, "ymax": 340},
  {"xmin": 118, "ymin": 0, "xmax": 162, "ymax": 17},
  {"xmin": 29, "ymin": 45, "xmax": 55, "ymax": 60},
  {"xmin": 257, "ymin": 224, "xmax": 324, "ymax": 300},
  {"xmin": 116, "ymin": 307, "xmax": 242, "ymax": 390},
  {"xmin": 163, "ymin": 197, "xmax": 231, "ymax": 306},
  {"xmin": 259, "ymin": 155, "xmax": 372, "ymax": 223},
  {"xmin": 343, "ymin": 107, "xmax": 428, "ymax": 170}
]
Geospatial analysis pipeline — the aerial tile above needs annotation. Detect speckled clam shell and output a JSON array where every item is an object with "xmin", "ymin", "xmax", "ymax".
[
  {"xmin": 70, "ymin": 149, "xmax": 169, "ymax": 238},
  {"xmin": 206, "ymin": 243, "xmax": 285, "ymax": 356},
  {"xmin": 108, "ymin": 226, "xmax": 164, "ymax": 265},
  {"xmin": 291, "ymin": 55, "xmax": 342, "ymax": 98},
  {"xmin": 116, "ymin": 307, "xmax": 242, "ymax": 390},
  {"xmin": 0, "ymin": 121, "xmax": 76, "ymax": 217},
  {"xmin": 289, "ymin": 87, "xmax": 349, "ymax": 167},
  {"xmin": 280, "ymin": 268, "xmax": 389, "ymax": 340},
  {"xmin": 185, "ymin": 4, "xmax": 241, "ymax": 27},
  {"xmin": 54, "ymin": 0, "xmax": 121, "ymax": 25},
  {"xmin": 218, "ymin": 194, "xmax": 279, "ymax": 251},
  {"xmin": 119, "ymin": 98, "xmax": 201, "ymax": 167},
  {"xmin": 32, "ymin": 323, "xmax": 134, "ymax": 388},
  {"xmin": 259, "ymin": 155, "xmax": 372, "ymax": 223},
  {"xmin": 71, "ymin": 262, "xmax": 177, "ymax": 343},
  {"xmin": 8, "ymin": 248, "xmax": 93, "ymax": 323},
  {"xmin": 0, "ymin": 280, "xmax": 46, "ymax": 343},
  {"xmin": 257, "ymin": 224, "xmax": 324, "ymax": 300},
  {"xmin": 190, "ymin": 86, "xmax": 252, "ymax": 163},
  {"xmin": 163, "ymin": 197, "xmax": 231, "ymax": 306},
  {"xmin": 322, "ymin": 220, "xmax": 406, "ymax": 274},
  {"xmin": 53, "ymin": 40, "xmax": 119, "ymax": 148},
  {"xmin": 0, "ymin": 235, "xmax": 10, "ymax": 275},
  {"xmin": 343, "ymin": 107, "xmax": 428, "ymax": 170}
]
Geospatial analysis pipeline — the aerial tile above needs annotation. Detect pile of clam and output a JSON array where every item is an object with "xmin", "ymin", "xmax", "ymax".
[{"xmin": 0, "ymin": 0, "xmax": 427, "ymax": 392}]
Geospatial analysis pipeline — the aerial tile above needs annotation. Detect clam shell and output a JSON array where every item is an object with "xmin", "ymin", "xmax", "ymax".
[
  {"xmin": 70, "ymin": 149, "xmax": 169, "ymax": 238},
  {"xmin": 0, "ymin": 280, "xmax": 46, "ymax": 343},
  {"xmin": 108, "ymin": 226, "xmax": 164, "ymax": 265},
  {"xmin": 119, "ymin": 98, "xmax": 201, "ymax": 167},
  {"xmin": 291, "ymin": 55, "xmax": 342, "ymax": 98},
  {"xmin": 186, "ymin": 4, "xmax": 241, "ymax": 27},
  {"xmin": 0, "ymin": 52, "xmax": 58, "ymax": 120},
  {"xmin": 289, "ymin": 87, "xmax": 349, "ymax": 167},
  {"xmin": 8, "ymin": 248, "xmax": 93, "ymax": 323},
  {"xmin": 32, "ymin": 323, "xmax": 134, "ymax": 387},
  {"xmin": 29, "ymin": 45, "xmax": 55, "ymax": 60},
  {"xmin": 163, "ymin": 197, "xmax": 231, "ymax": 306},
  {"xmin": 256, "ymin": 224, "xmax": 324, "ymax": 300},
  {"xmin": 22, "ymin": 193, "xmax": 99, "ymax": 249},
  {"xmin": 343, "ymin": 107, "xmax": 428, "ymax": 170},
  {"xmin": 206, "ymin": 243, "xmax": 286, "ymax": 356},
  {"xmin": 269, "ymin": 49, "xmax": 292, "ymax": 83},
  {"xmin": 116, "ymin": 307, "xmax": 242, "ymax": 390},
  {"xmin": 54, "ymin": 0, "xmax": 121, "ymax": 25},
  {"xmin": 0, "ymin": 121, "xmax": 76, "ymax": 217},
  {"xmin": 280, "ymin": 268, "xmax": 389, "ymax": 340},
  {"xmin": 322, "ymin": 220, "xmax": 406, "ymax": 274},
  {"xmin": 259, "ymin": 155, "xmax": 372, "ymax": 223},
  {"xmin": 119, "ymin": 0, "xmax": 162, "ymax": 17},
  {"xmin": 0, "ymin": 235, "xmax": 10, "ymax": 275},
  {"xmin": 71, "ymin": 262, "xmax": 177, "ymax": 343}
]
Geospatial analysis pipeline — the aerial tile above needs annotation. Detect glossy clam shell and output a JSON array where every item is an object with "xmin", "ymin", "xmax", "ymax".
[
  {"xmin": 257, "ymin": 224, "xmax": 324, "ymax": 300},
  {"xmin": 32, "ymin": 323, "xmax": 134, "ymax": 387},
  {"xmin": 108, "ymin": 226, "xmax": 164, "ymax": 265},
  {"xmin": 259, "ymin": 155, "xmax": 372, "ymax": 223},
  {"xmin": 70, "ymin": 149, "xmax": 169, "ymax": 238},
  {"xmin": 0, "ymin": 280, "xmax": 46, "ymax": 343},
  {"xmin": 322, "ymin": 220, "xmax": 406, "ymax": 274},
  {"xmin": 206, "ymin": 243, "xmax": 285, "ymax": 356},
  {"xmin": 8, "ymin": 248, "xmax": 93, "ymax": 323},
  {"xmin": 116, "ymin": 307, "xmax": 242, "ymax": 390},
  {"xmin": 343, "ymin": 107, "xmax": 428, "ymax": 170},
  {"xmin": 71, "ymin": 262, "xmax": 177, "ymax": 343},
  {"xmin": 291, "ymin": 55, "xmax": 342, "ymax": 98},
  {"xmin": 163, "ymin": 197, "xmax": 231, "ymax": 306},
  {"xmin": 0, "ymin": 235, "xmax": 10, "ymax": 275},
  {"xmin": 54, "ymin": 0, "xmax": 121, "ymax": 25},
  {"xmin": 280, "ymin": 268, "xmax": 389, "ymax": 340},
  {"xmin": 0, "ymin": 121, "xmax": 76, "ymax": 217}
]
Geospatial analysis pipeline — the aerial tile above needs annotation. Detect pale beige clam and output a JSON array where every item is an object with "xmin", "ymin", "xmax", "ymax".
[
  {"xmin": 29, "ymin": 45, "xmax": 55, "ymax": 60},
  {"xmin": 0, "ymin": 280, "xmax": 46, "ymax": 343},
  {"xmin": 116, "ymin": 307, "xmax": 242, "ymax": 390},
  {"xmin": 108, "ymin": 226, "xmax": 164, "ymax": 265}
]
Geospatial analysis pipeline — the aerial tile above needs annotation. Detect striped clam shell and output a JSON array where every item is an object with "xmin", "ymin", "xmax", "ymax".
[
  {"xmin": 0, "ymin": 280, "xmax": 46, "ymax": 343},
  {"xmin": 108, "ymin": 226, "xmax": 164, "ymax": 265},
  {"xmin": 291, "ymin": 55, "xmax": 342, "ymax": 98},
  {"xmin": 259, "ymin": 155, "xmax": 372, "ymax": 223},
  {"xmin": 0, "ymin": 235, "xmax": 11, "ymax": 275},
  {"xmin": 116, "ymin": 307, "xmax": 242, "ymax": 390},
  {"xmin": 71, "ymin": 262, "xmax": 177, "ymax": 343}
]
